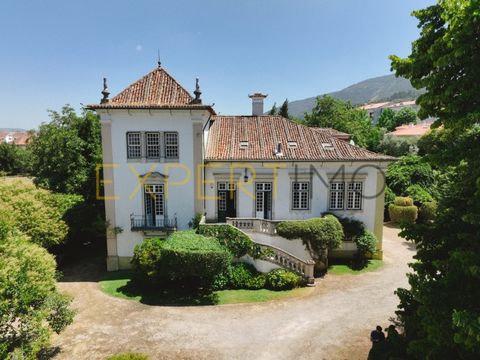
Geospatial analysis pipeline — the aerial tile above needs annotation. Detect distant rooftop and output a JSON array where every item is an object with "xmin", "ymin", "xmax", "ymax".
[{"xmin": 387, "ymin": 120, "xmax": 434, "ymax": 137}]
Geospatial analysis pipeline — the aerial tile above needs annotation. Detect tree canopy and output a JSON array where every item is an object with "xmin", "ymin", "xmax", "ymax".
[
  {"xmin": 278, "ymin": 99, "xmax": 290, "ymax": 119},
  {"xmin": 388, "ymin": 1, "xmax": 480, "ymax": 358}
]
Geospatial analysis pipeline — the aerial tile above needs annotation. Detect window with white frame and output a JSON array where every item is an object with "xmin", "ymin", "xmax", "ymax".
[
  {"xmin": 256, "ymin": 182, "xmax": 272, "ymax": 212},
  {"xmin": 329, "ymin": 182, "xmax": 345, "ymax": 210},
  {"xmin": 292, "ymin": 182, "xmax": 309, "ymax": 210},
  {"xmin": 164, "ymin": 132, "xmax": 179, "ymax": 159},
  {"xmin": 146, "ymin": 132, "xmax": 161, "ymax": 158},
  {"xmin": 144, "ymin": 184, "xmax": 164, "ymax": 216},
  {"xmin": 126, "ymin": 132, "xmax": 142, "ymax": 159},
  {"xmin": 346, "ymin": 182, "xmax": 362, "ymax": 210}
]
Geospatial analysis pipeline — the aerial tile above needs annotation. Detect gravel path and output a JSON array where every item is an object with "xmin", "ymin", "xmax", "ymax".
[{"xmin": 52, "ymin": 225, "xmax": 414, "ymax": 360}]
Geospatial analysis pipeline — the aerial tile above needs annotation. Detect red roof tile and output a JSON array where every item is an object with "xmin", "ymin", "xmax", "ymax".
[
  {"xmin": 0, "ymin": 131, "xmax": 30, "ymax": 146},
  {"xmin": 205, "ymin": 116, "xmax": 395, "ymax": 162},
  {"xmin": 88, "ymin": 67, "xmax": 215, "ymax": 113}
]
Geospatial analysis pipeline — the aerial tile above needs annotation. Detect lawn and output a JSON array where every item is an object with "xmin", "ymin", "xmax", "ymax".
[
  {"xmin": 328, "ymin": 259, "xmax": 383, "ymax": 275},
  {"xmin": 99, "ymin": 271, "xmax": 313, "ymax": 306}
]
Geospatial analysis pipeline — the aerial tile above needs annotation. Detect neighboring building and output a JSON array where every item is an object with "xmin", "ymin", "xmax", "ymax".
[
  {"xmin": 386, "ymin": 120, "xmax": 434, "ymax": 139},
  {"xmin": 0, "ymin": 131, "xmax": 30, "ymax": 148},
  {"xmin": 360, "ymin": 100, "xmax": 419, "ymax": 124},
  {"xmin": 89, "ymin": 65, "xmax": 394, "ymax": 272}
]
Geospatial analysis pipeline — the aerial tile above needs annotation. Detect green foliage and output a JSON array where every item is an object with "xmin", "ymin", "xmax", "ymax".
[
  {"xmin": 265, "ymin": 269, "xmax": 303, "ymax": 290},
  {"xmin": 276, "ymin": 216, "xmax": 344, "ymax": 255},
  {"xmin": 384, "ymin": 186, "xmax": 396, "ymax": 208},
  {"xmin": 391, "ymin": 6, "xmax": 480, "ymax": 353},
  {"xmin": 197, "ymin": 223, "xmax": 256, "ymax": 258},
  {"xmin": 405, "ymin": 184, "xmax": 434, "ymax": 205},
  {"xmin": 229, "ymin": 263, "xmax": 256, "ymax": 289},
  {"xmin": 378, "ymin": 108, "xmax": 396, "ymax": 131},
  {"xmin": 331, "ymin": 215, "xmax": 365, "ymax": 242},
  {"xmin": 418, "ymin": 201, "xmax": 437, "ymax": 223},
  {"xmin": 268, "ymin": 102, "xmax": 278, "ymax": 115},
  {"xmin": 278, "ymin": 99, "xmax": 290, "ymax": 119},
  {"xmin": 0, "ymin": 235, "xmax": 74, "ymax": 359},
  {"xmin": 132, "ymin": 231, "xmax": 232, "ymax": 288},
  {"xmin": 386, "ymin": 155, "xmax": 435, "ymax": 196},
  {"xmin": 0, "ymin": 180, "xmax": 81, "ymax": 248},
  {"xmin": 389, "ymin": 204, "xmax": 418, "ymax": 225},
  {"xmin": 190, "ymin": 213, "xmax": 202, "ymax": 230},
  {"xmin": 303, "ymin": 95, "xmax": 382, "ymax": 150},
  {"xmin": 376, "ymin": 135, "xmax": 418, "ymax": 157},
  {"xmin": 0, "ymin": 143, "xmax": 32, "ymax": 175},
  {"xmin": 394, "ymin": 197, "xmax": 414, "ymax": 206},
  {"xmin": 213, "ymin": 263, "xmax": 267, "ymax": 291},
  {"xmin": 393, "ymin": 107, "xmax": 417, "ymax": 128},
  {"xmin": 106, "ymin": 353, "xmax": 149, "ymax": 360},
  {"xmin": 355, "ymin": 230, "xmax": 377, "ymax": 257}
]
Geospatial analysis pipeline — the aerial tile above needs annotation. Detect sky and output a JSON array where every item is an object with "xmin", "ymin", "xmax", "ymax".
[{"xmin": 0, "ymin": 0, "xmax": 435, "ymax": 130}]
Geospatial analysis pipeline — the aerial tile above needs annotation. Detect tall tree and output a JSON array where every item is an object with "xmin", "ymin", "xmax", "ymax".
[
  {"xmin": 278, "ymin": 99, "xmax": 290, "ymax": 118},
  {"xmin": 377, "ymin": 108, "xmax": 396, "ymax": 130},
  {"xmin": 304, "ymin": 95, "xmax": 382, "ymax": 150},
  {"xmin": 268, "ymin": 102, "xmax": 278, "ymax": 115},
  {"xmin": 388, "ymin": 1, "xmax": 480, "ymax": 358},
  {"xmin": 393, "ymin": 107, "xmax": 418, "ymax": 128}
]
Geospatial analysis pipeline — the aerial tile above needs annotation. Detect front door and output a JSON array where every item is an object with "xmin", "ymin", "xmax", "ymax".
[
  {"xmin": 217, "ymin": 182, "xmax": 236, "ymax": 222},
  {"xmin": 144, "ymin": 184, "xmax": 165, "ymax": 227},
  {"xmin": 256, "ymin": 182, "xmax": 272, "ymax": 219}
]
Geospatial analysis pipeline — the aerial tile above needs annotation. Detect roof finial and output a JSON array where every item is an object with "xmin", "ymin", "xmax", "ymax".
[
  {"xmin": 192, "ymin": 77, "xmax": 202, "ymax": 104},
  {"xmin": 101, "ymin": 77, "xmax": 110, "ymax": 104},
  {"xmin": 157, "ymin": 49, "xmax": 161, "ymax": 68}
]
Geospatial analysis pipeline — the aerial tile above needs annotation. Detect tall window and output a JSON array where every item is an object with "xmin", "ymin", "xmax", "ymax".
[
  {"xmin": 329, "ymin": 182, "xmax": 345, "ymax": 210},
  {"xmin": 164, "ymin": 132, "xmax": 179, "ymax": 159},
  {"xmin": 346, "ymin": 182, "xmax": 362, "ymax": 210},
  {"xmin": 126, "ymin": 132, "xmax": 142, "ymax": 159},
  {"xmin": 144, "ymin": 184, "xmax": 164, "ymax": 216},
  {"xmin": 146, "ymin": 132, "xmax": 161, "ymax": 158},
  {"xmin": 292, "ymin": 182, "xmax": 309, "ymax": 210}
]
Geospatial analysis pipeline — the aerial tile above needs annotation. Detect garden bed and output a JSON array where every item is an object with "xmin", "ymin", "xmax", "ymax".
[{"xmin": 99, "ymin": 270, "xmax": 313, "ymax": 306}]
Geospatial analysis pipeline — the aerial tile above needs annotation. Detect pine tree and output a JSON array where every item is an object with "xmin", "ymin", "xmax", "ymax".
[
  {"xmin": 278, "ymin": 99, "xmax": 289, "ymax": 119},
  {"xmin": 268, "ymin": 102, "xmax": 277, "ymax": 115}
]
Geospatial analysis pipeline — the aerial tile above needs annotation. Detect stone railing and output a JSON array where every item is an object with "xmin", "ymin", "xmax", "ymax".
[
  {"xmin": 226, "ymin": 217, "xmax": 281, "ymax": 236},
  {"xmin": 257, "ymin": 242, "xmax": 315, "ymax": 285}
]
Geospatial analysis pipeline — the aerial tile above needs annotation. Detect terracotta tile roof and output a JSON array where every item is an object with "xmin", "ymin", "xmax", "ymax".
[
  {"xmin": 0, "ymin": 131, "xmax": 30, "ymax": 146},
  {"xmin": 387, "ymin": 121, "xmax": 433, "ymax": 137},
  {"xmin": 88, "ymin": 67, "xmax": 215, "ymax": 113},
  {"xmin": 205, "ymin": 116, "xmax": 395, "ymax": 162},
  {"xmin": 311, "ymin": 127, "xmax": 351, "ymax": 140}
]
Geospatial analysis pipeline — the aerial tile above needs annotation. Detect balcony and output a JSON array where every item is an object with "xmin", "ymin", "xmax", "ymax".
[{"xmin": 130, "ymin": 215, "xmax": 177, "ymax": 231}]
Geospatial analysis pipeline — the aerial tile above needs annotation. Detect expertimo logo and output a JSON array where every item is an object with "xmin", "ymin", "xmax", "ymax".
[{"xmin": 95, "ymin": 163, "xmax": 386, "ymax": 201}]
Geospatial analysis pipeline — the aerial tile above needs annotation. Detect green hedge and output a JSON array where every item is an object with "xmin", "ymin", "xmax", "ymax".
[
  {"xmin": 355, "ymin": 230, "xmax": 377, "ymax": 257},
  {"xmin": 197, "ymin": 223, "xmax": 256, "ymax": 258},
  {"xmin": 394, "ymin": 196, "xmax": 414, "ymax": 206},
  {"xmin": 389, "ymin": 204, "xmax": 418, "ymax": 224},
  {"xmin": 132, "ymin": 231, "xmax": 232, "ymax": 288},
  {"xmin": 276, "ymin": 215, "xmax": 344, "ymax": 254},
  {"xmin": 265, "ymin": 269, "xmax": 303, "ymax": 290},
  {"xmin": 418, "ymin": 201, "xmax": 437, "ymax": 223}
]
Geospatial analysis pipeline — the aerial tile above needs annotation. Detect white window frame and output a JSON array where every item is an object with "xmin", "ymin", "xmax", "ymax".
[
  {"xmin": 164, "ymin": 132, "xmax": 179, "ymax": 159},
  {"xmin": 329, "ymin": 182, "xmax": 345, "ymax": 210},
  {"xmin": 126, "ymin": 132, "xmax": 142, "ymax": 159},
  {"xmin": 145, "ymin": 132, "xmax": 161, "ymax": 159},
  {"xmin": 346, "ymin": 182, "xmax": 363, "ymax": 210},
  {"xmin": 291, "ymin": 181, "xmax": 310, "ymax": 210}
]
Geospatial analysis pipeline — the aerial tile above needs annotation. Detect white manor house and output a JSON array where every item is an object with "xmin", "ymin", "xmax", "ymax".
[{"xmin": 89, "ymin": 65, "xmax": 394, "ymax": 272}]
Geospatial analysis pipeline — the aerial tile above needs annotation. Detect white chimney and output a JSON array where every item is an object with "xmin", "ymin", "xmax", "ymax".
[{"xmin": 248, "ymin": 93, "xmax": 267, "ymax": 116}]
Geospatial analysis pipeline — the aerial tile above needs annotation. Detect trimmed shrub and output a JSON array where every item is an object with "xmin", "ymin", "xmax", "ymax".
[
  {"xmin": 229, "ymin": 263, "xmax": 255, "ymax": 289},
  {"xmin": 355, "ymin": 230, "xmax": 377, "ymax": 257},
  {"xmin": 198, "ymin": 224, "xmax": 254, "ymax": 258},
  {"xmin": 389, "ymin": 204, "xmax": 418, "ymax": 224},
  {"xmin": 394, "ymin": 196, "xmax": 414, "ymax": 206},
  {"xmin": 265, "ymin": 269, "xmax": 303, "ymax": 290},
  {"xmin": 277, "ymin": 215, "xmax": 344, "ymax": 254},
  {"xmin": 132, "ymin": 231, "xmax": 232, "ymax": 288},
  {"xmin": 246, "ymin": 274, "xmax": 267, "ymax": 290},
  {"xmin": 418, "ymin": 201, "xmax": 437, "ymax": 223}
]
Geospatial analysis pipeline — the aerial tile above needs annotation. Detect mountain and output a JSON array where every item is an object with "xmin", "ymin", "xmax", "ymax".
[
  {"xmin": 287, "ymin": 74, "xmax": 423, "ymax": 118},
  {"xmin": 0, "ymin": 128, "xmax": 27, "ymax": 132}
]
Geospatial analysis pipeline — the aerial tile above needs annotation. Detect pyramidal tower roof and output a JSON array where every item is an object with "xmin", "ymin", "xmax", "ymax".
[{"xmin": 89, "ymin": 66, "xmax": 214, "ymax": 113}]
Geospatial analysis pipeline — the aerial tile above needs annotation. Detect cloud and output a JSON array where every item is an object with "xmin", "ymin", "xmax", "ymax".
[{"xmin": 136, "ymin": 44, "xmax": 143, "ymax": 52}]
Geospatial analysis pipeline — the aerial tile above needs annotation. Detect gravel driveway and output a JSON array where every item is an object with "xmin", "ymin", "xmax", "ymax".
[{"xmin": 52, "ymin": 225, "xmax": 414, "ymax": 360}]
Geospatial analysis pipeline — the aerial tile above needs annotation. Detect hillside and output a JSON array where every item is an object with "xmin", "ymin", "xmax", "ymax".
[{"xmin": 287, "ymin": 74, "xmax": 423, "ymax": 118}]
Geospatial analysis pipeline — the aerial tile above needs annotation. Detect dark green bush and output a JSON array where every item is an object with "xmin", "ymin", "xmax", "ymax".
[
  {"xmin": 355, "ymin": 230, "xmax": 377, "ymax": 257},
  {"xmin": 213, "ymin": 263, "xmax": 267, "ymax": 290},
  {"xmin": 389, "ymin": 204, "xmax": 418, "ymax": 224},
  {"xmin": 276, "ymin": 216, "xmax": 343, "ymax": 255},
  {"xmin": 246, "ymin": 273, "xmax": 267, "ymax": 290},
  {"xmin": 132, "ymin": 231, "xmax": 232, "ymax": 288},
  {"xmin": 265, "ymin": 269, "xmax": 303, "ymax": 290},
  {"xmin": 418, "ymin": 201, "xmax": 437, "ymax": 223},
  {"xmin": 190, "ymin": 213, "xmax": 202, "ymax": 230},
  {"xmin": 198, "ymin": 224, "xmax": 254, "ymax": 258},
  {"xmin": 333, "ymin": 215, "xmax": 365, "ymax": 241},
  {"xmin": 394, "ymin": 196, "xmax": 414, "ymax": 206}
]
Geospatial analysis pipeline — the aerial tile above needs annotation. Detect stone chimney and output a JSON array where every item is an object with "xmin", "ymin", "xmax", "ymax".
[{"xmin": 248, "ymin": 93, "xmax": 267, "ymax": 116}]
